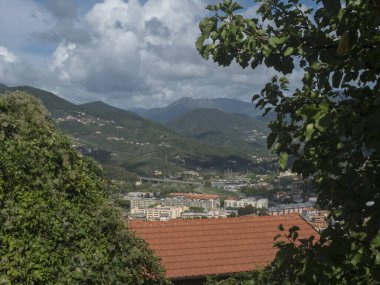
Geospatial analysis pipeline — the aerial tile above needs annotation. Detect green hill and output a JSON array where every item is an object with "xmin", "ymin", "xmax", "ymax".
[
  {"xmin": 76, "ymin": 101, "xmax": 256, "ymax": 175},
  {"xmin": 0, "ymin": 85, "xmax": 265, "ymax": 177},
  {"xmin": 166, "ymin": 108, "xmax": 272, "ymax": 160},
  {"xmin": 2, "ymin": 85, "xmax": 81, "ymax": 117}
]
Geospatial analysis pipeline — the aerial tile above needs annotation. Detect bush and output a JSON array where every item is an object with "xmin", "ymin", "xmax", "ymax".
[{"xmin": 0, "ymin": 92, "xmax": 168, "ymax": 284}]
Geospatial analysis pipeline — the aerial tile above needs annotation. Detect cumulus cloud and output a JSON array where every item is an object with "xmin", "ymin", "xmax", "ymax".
[
  {"xmin": 0, "ymin": 0, "xmax": 297, "ymax": 109},
  {"xmin": 48, "ymin": 0, "xmax": 272, "ymax": 107},
  {"xmin": 40, "ymin": 0, "xmax": 91, "ymax": 45},
  {"xmin": 49, "ymin": 0, "xmax": 212, "ymax": 102},
  {"xmin": 47, "ymin": 0, "xmax": 77, "ymax": 18},
  {"xmin": 0, "ymin": 46, "xmax": 42, "ymax": 86},
  {"xmin": 0, "ymin": 46, "xmax": 18, "ymax": 63}
]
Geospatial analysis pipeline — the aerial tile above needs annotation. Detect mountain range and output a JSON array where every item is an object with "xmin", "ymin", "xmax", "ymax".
[
  {"xmin": 131, "ymin": 97, "xmax": 263, "ymax": 123},
  {"xmin": 0, "ymin": 84, "xmax": 275, "ymax": 179}
]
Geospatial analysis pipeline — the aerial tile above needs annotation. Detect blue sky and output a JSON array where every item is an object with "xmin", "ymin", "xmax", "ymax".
[{"xmin": 0, "ymin": 0, "xmax": 303, "ymax": 109}]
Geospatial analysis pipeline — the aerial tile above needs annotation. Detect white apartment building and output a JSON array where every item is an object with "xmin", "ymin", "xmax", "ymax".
[
  {"xmin": 164, "ymin": 198, "xmax": 219, "ymax": 210},
  {"xmin": 225, "ymin": 198, "xmax": 268, "ymax": 209},
  {"xmin": 129, "ymin": 198, "xmax": 159, "ymax": 208},
  {"xmin": 130, "ymin": 205, "xmax": 188, "ymax": 221}
]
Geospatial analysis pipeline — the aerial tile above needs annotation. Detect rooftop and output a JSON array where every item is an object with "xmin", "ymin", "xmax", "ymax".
[{"xmin": 130, "ymin": 214, "xmax": 319, "ymax": 280}]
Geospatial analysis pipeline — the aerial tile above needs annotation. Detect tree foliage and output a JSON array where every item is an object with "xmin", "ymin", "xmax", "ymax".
[
  {"xmin": 197, "ymin": 0, "xmax": 380, "ymax": 283},
  {"xmin": 0, "ymin": 92, "xmax": 169, "ymax": 284}
]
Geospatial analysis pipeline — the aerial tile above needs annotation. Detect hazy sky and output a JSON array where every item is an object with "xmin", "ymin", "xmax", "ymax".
[{"xmin": 0, "ymin": 0, "xmax": 301, "ymax": 109}]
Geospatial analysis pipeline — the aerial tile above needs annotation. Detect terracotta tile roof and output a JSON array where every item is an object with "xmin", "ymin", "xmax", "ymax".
[
  {"xmin": 130, "ymin": 214, "xmax": 319, "ymax": 280},
  {"xmin": 169, "ymin": 193, "xmax": 219, "ymax": 200}
]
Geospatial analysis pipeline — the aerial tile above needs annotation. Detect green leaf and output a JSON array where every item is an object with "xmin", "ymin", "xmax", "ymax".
[
  {"xmin": 267, "ymin": 132, "xmax": 277, "ymax": 149},
  {"xmin": 199, "ymin": 17, "xmax": 216, "ymax": 37},
  {"xmin": 337, "ymin": 32, "xmax": 349, "ymax": 56},
  {"xmin": 305, "ymin": 123, "xmax": 315, "ymax": 141},
  {"xmin": 322, "ymin": 0, "xmax": 341, "ymax": 16},
  {"xmin": 251, "ymin": 94, "xmax": 260, "ymax": 102},
  {"xmin": 284, "ymin": 47, "xmax": 294, "ymax": 57},
  {"xmin": 223, "ymin": 0, "xmax": 232, "ymax": 6},
  {"xmin": 371, "ymin": 235, "xmax": 380, "ymax": 248},
  {"xmin": 268, "ymin": 37, "xmax": 277, "ymax": 48},
  {"xmin": 195, "ymin": 36, "xmax": 205, "ymax": 51},
  {"xmin": 274, "ymin": 36, "xmax": 287, "ymax": 45},
  {"xmin": 376, "ymin": 252, "xmax": 380, "ymax": 266},
  {"xmin": 279, "ymin": 152, "xmax": 288, "ymax": 170},
  {"xmin": 311, "ymin": 62, "xmax": 320, "ymax": 70},
  {"xmin": 275, "ymin": 246, "xmax": 294, "ymax": 268}
]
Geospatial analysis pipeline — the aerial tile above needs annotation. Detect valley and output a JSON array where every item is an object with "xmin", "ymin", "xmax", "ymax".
[{"xmin": 0, "ymin": 84, "xmax": 275, "ymax": 181}]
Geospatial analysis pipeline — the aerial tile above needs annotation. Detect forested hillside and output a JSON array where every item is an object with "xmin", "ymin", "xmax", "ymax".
[
  {"xmin": 0, "ymin": 91, "xmax": 168, "ymax": 284},
  {"xmin": 166, "ymin": 108, "xmax": 270, "ymax": 158}
]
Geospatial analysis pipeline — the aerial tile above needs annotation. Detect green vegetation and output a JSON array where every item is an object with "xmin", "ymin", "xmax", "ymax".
[
  {"xmin": 188, "ymin": 206, "xmax": 206, "ymax": 212},
  {"xmin": 197, "ymin": 0, "xmax": 380, "ymax": 283},
  {"xmin": 0, "ymin": 92, "xmax": 168, "ymax": 284},
  {"xmin": 166, "ymin": 108, "xmax": 271, "ymax": 158},
  {"xmin": 240, "ymin": 205, "xmax": 253, "ymax": 216},
  {"xmin": 240, "ymin": 186, "xmax": 271, "ymax": 198},
  {"xmin": 0, "ymin": 85, "xmax": 264, "ymax": 177}
]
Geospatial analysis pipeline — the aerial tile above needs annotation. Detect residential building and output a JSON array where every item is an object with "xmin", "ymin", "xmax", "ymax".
[
  {"xmin": 129, "ymin": 198, "xmax": 159, "ymax": 208},
  {"xmin": 167, "ymin": 193, "xmax": 221, "ymax": 209},
  {"xmin": 268, "ymin": 202, "xmax": 315, "ymax": 215},
  {"xmin": 130, "ymin": 205, "xmax": 188, "ymax": 221},
  {"xmin": 225, "ymin": 198, "xmax": 268, "ymax": 209}
]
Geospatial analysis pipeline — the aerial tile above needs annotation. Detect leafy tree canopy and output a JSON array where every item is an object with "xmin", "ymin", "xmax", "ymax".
[
  {"xmin": 0, "ymin": 92, "xmax": 168, "ymax": 284},
  {"xmin": 197, "ymin": 0, "xmax": 380, "ymax": 283}
]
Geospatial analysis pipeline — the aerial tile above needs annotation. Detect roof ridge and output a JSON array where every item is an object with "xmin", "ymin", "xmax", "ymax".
[{"xmin": 130, "ymin": 213, "xmax": 302, "ymax": 227}]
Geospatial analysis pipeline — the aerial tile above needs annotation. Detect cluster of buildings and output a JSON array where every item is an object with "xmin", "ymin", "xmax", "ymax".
[
  {"xmin": 129, "ymin": 193, "xmax": 220, "ymax": 209},
  {"xmin": 125, "ymin": 191, "xmax": 328, "ymax": 232},
  {"xmin": 268, "ymin": 202, "xmax": 316, "ymax": 215},
  {"xmin": 56, "ymin": 112, "xmax": 116, "ymax": 126},
  {"xmin": 126, "ymin": 192, "xmax": 271, "ymax": 221},
  {"xmin": 127, "ymin": 192, "xmax": 226, "ymax": 221}
]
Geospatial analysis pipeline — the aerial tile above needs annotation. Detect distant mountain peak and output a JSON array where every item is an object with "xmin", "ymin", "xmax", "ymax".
[
  {"xmin": 81, "ymin": 101, "xmax": 131, "ymax": 114},
  {"xmin": 132, "ymin": 97, "xmax": 261, "ymax": 123}
]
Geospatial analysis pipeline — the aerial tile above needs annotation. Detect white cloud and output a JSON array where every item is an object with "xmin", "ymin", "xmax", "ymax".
[
  {"xmin": 0, "ymin": 46, "xmax": 18, "ymax": 63},
  {"xmin": 0, "ymin": 0, "xmax": 295, "ymax": 109},
  {"xmin": 0, "ymin": 46, "xmax": 42, "ymax": 86},
  {"xmin": 49, "ymin": 0, "xmax": 212, "ymax": 103}
]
